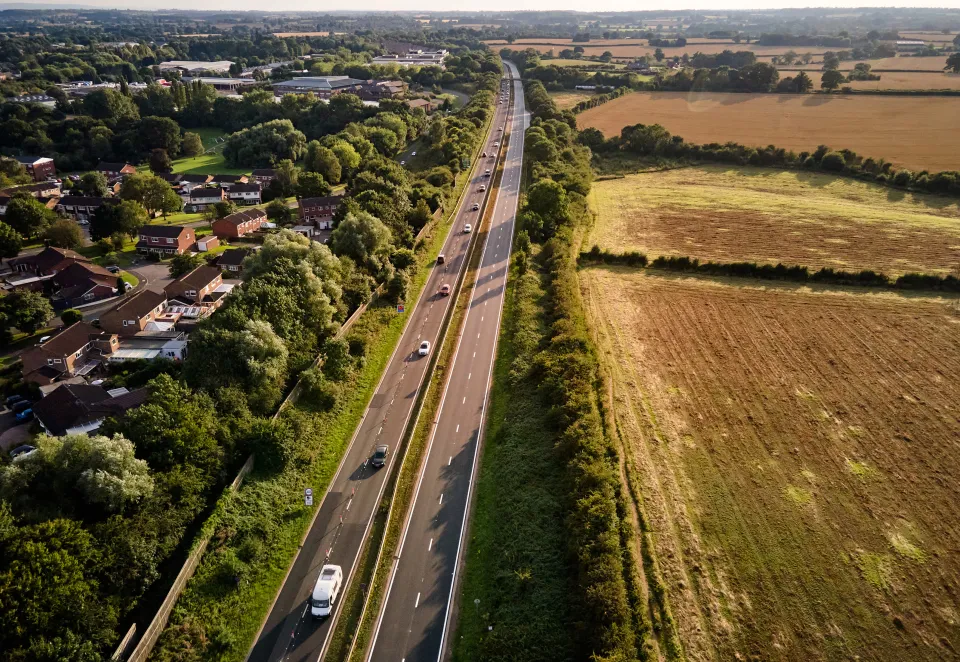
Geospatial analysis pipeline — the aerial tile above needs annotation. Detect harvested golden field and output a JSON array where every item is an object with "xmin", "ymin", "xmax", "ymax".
[
  {"xmin": 272, "ymin": 31, "xmax": 330, "ymax": 37},
  {"xmin": 577, "ymin": 91, "xmax": 960, "ymax": 171},
  {"xmin": 844, "ymin": 71, "xmax": 960, "ymax": 91},
  {"xmin": 538, "ymin": 58, "xmax": 626, "ymax": 69},
  {"xmin": 900, "ymin": 30, "xmax": 957, "ymax": 43},
  {"xmin": 774, "ymin": 56, "xmax": 950, "ymax": 71},
  {"xmin": 548, "ymin": 90, "xmax": 598, "ymax": 109},
  {"xmin": 582, "ymin": 268, "xmax": 960, "ymax": 662},
  {"xmin": 486, "ymin": 37, "xmax": 735, "ymax": 47},
  {"xmin": 487, "ymin": 41, "xmax": 815, "ymax": 59},
  {"xmin": 587, "ymin": 166, "xmax": 960, "ymax": 275}
]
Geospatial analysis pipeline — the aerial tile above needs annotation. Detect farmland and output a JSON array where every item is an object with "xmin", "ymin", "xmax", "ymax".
[
  {"xmin": 842, "ymin": 71, "xmax": 960, "ymax": 91},
  {"xmin": 549, "ymin": 89, "xmax": 598, "ymax": 109},
  {"xmin": 582, "ymin": 267, "xmax": 960, "ymax": 662},
  {"xmin": 587, "ymin": 166, "xmax": 960, "ymax": 276},
  {"xmin": 774, "ymin": 56, "xmax": 951, "ymax": 72},
  {"xmin": 489, "ymin": 40, "xmax": 824, "ymax": 59},
  {"xmin": 577, "ymin": 92, "xmax": 960, "ymax": 172}
]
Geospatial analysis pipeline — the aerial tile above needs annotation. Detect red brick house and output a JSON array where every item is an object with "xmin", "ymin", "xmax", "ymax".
[
  {"xmin": 137, "ymin": 226, "xmax": 195, "ymax": 255},
  {"xmin": 298, "ymin": 193, "xmax": 344, "ymax": 229},
  {"xmin": 99, "ymin": 289, "xmax": 168, "ymax": 336},
  {"xmin": 49, "ymin": 261, "xmax": 119, "ymax": 309},
  {"xmin": 212, "ymin": 208, "xmax": 267, "ymax": 239},
  {"xmin": 21, "ymin": 322, "xmax": 119, "ymax": 385},
  {"xmin": 215, "ymin": 248, "xmax": 251, "ymax": 274},
  {"xmin": 15, "ymin": 156, "xmax": 56, "ymax": 182},
  {"xmin": 164, "ymin": 265, "xmax": 224, "ymax": 305},
  {"xmin": 11, "ymin": 246, "xmax": 88, "ymax": 276}
]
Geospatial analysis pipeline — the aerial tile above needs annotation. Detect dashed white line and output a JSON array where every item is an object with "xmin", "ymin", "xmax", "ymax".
[
  {"xmin": 468, "ymin": 373, "xmax": 471, "ymax": 380},
  {"xmin": 428, "ymin": 538, "xmax": 433, "ymax": 551},
  {"xmin": 448, "ymin": 456, "xmax": 452, "ymax": 465},
  {"xmin": 456, "ymin": 424, "xmax": 460, "ymax": 432},
  {"xmin": 439, "ymin": 493, "xmax": 443, "ymax": 505},
  {"xmin": 462, "ymin": 396, "xmax": 466, "ymax": 404},
  {"xmin": 415, "ymin": 592, "xmax": 421, "ymax": 608}
]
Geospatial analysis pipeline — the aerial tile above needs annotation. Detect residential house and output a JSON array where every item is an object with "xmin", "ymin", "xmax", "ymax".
[
  {"xmin": 298, "ymin": 193, "xmax": 344, "ymax": 229},
  {"xmin": 157, "ymin": 172, "xmax": 183, "ymax": 186},
  {"xmin": 56, "ymin": 195, "xmax": 119, "ymax": 221},
  {"xmin": 226, "ymin": 182, "xmax": 262, "ymax": 205},
  {"xmin": 96, "ymin": 162, "xmax": 136, "ymax": 179},
  {"xmin": 2, "ymin": 181, "xmax": 61, "ymax": 198},
  {"xmin": 11, "ymin": 246, "xmax": 87, "ymax": 276},
  {"xmin": 358, "ymin": 80, "xmax": 407, "ymax": 100},
  {"xmin": 212, "ymin": 208, "xmax": 267, "ymax": 238},
  {"xmin": 98, "ymin": 289, "xmax": 168, "ymax": 336},
  {"xmin": 405, "ymin": 98, "xmax": 432, "ymax": 113},
  {"xmin": 177, "ymin": 174, "xmax": 213, "ymax": 193},
  {"xmin": 49, "ymin": 261, "xmax": 119, "ymax": 309},
  {"xmin": 21, "ymin": 322, "xmax": 118, "ymax": 384},
  {"xmin": 15, "ymin": 156, "xmax": 56, "ymax": 182},
  {"xmin": 164, "ymin": 265, "xmax": 224, "ymax": 305},
  {"xmin": 188, "ymin": 187, "xmax": 226, "ymax": 211},
  {"xmin": 209, "ymin": 174, "xmax": 249, "ymax": 188},
  {"xmin": 252, "ymin": 169, "xmax": 277, "ymax": 186},
  {"xmin": 137, "ymin": 226, "xmax": 195, "ymax": 255},
  {"xmin": 32, "ymin": 383, "xmax": 148, "ymax": 436},
  {"xmin": 216, "ymin": 247, "xmax": 251, "ymax": 274}
]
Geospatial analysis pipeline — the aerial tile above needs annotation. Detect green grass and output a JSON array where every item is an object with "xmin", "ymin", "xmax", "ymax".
[
  {"xmin": 120, "ymin": 271, "xmax": 139, "ymax": 288},
  {"xmin": 171, "ymin": 151, "xmax": 248, "ymax": 176}
]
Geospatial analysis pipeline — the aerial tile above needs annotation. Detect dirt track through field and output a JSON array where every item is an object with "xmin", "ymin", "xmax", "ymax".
[
  {"xmin": 578, "ymin": 92, "xmax": 960, "ymax": 172},
  {"xmin": 582, "ymin": 268, "xmax": 960, "ymax": 662}
]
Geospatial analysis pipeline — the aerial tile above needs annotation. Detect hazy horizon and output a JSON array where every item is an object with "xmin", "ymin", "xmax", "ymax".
[{"xmin": 3, "ymin": 0, "xmax": 959, "ymax": 12}]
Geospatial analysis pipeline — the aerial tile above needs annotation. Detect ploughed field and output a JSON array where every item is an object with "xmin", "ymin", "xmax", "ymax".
[
  {"xmin": 581, "ymin": 267, "xmax": 960, "ymax": 661},
  {"xmin": 587, "ymin": 166, "xmax": 960, "ymax": 276},
  {"xmin": 577, "ymin": 92, "xmax": 960, "ymax": 172}
]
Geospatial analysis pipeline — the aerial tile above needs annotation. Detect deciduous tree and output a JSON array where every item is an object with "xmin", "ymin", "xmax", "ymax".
[{"xmin": 43, "ymin": 218, "xmax": 83, "ymax": 249}]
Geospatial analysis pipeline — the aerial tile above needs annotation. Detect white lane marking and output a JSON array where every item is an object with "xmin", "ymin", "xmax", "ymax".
[
  {"xmin": 477, "ymin": 333, "xmax": 481, "ymax": 339},
  {"xmin": 462, "ymin": 397, "xmax": 466, "ymax": 404},
  {"xmin": 448, "ymin": 456, "xmax": 452, "ymax": 465},
  {"xmin": 468, "ymin": 373, "xmax": 471, "ymax": 380},
  {"xmin": 473, "ymin": 352, "xmax": 476, "ymax": 358},
  {"xmin": 439, "ymin": 493, "xmax": 443, "ymax": 505},
  {"xmin": 428, "ymin": 538, "xmax": 433, "ymax": 551},
  {"xmin": 415, "ymin": 592, "xmax": 421, "ymax": 608},
  {"xmin": 456, "ymin": 424, "xmax": 460, "ymax": 432}
]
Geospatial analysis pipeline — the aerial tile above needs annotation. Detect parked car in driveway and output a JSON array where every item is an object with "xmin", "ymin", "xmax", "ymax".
[
  {"xmin": 15, "ymin": 409, "xmax": 33, "ymax": 423},
  {"xmin": 11, "ymin": 400, "xmax": 32, "ymax": 414},
  {"xmin": 9, "ymin": 445, "xmax": 35, "ymax": 459}
]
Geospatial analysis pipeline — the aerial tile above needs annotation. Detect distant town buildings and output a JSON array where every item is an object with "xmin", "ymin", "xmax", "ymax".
[
  {"xmin": 371, "ymin": 49, "xmax": 448, "ymax": 68},
  {"xmin": 159, "ymin": 60, "xmax": 233, "ymax": 74}
]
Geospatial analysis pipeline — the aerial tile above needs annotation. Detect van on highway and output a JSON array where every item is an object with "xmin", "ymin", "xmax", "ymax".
[{"xmin": 311, "ymin": 565, "xmax": 343, "ymax": 618}]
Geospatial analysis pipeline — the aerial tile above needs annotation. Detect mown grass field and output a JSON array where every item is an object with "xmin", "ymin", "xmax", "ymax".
[
  {"xmin": 577, "ymin": 91, "xmax": 960, "ymax": 172},
  {"xmin": 586, "ymin": 166, "xmax": 960, "ymax": 276},
  {"xmin": 548, "ymin": 90, "xmax": 598, "ymax": 109},
  {"xmin": 581, "ymin": 266, "xmax": 960, "ymax": 662}
]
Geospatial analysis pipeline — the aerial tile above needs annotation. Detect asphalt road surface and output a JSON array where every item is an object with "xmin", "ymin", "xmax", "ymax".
[
  {"xmin": 366, "ymin": 61, "xmax": 528, "ymax": 662},
  {"xmin": 246, "ymin": 69, "xmax": 515, "ymax": 662}
]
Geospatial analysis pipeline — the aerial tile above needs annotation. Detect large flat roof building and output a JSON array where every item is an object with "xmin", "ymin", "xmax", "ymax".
[
  {"xmin": 159, "ymin": 60, "xmax": 233, "ymax": 74},
  {"xmin": 183, "ymin": 77, "xmax": 259, "ymax": 93},
  {"xmin": 371, "ymin": 49, "xmax": 448, "ymax": 68},
  {"xmin": 272, "ymin": 76, "xmax": 366, "ymax": 98}
]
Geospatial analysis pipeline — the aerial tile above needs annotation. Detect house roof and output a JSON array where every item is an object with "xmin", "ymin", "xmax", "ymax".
[
  {"xmin": 140, "ymin": 225, "xmax": 188, "ymax": 238},
  {"xmin": 105, "ymin": 289, "xmax": 166, "ymax": 320},
  {"xmin": 216, "ymin": 208, "xmax": 266, "ymax": 227},
  {"xmin": 53, "ymin": 260, "xmax": 115, "ymax": 285},
  {"xmin": 33, "ymin": 383, "xmax": 148, "ymax": 436},
  {"xmin": 300, "ymin": 194, "xmax": 345, "ymax": 208},
  {"xmin": 252, "ymin": 169, "xmax": 276, "ymax": 177},
  {"xmin": 15, "ymin": 156, "xmax": 53, "ymax": 165},
  {"xmin": 273, "ymin": 76, "xmax": 365, "ymax": 91},
  {"xmin": 2, "ymin": 182, "xmax": 58, "ymax": 195},
  {"xmin": 178, "ymin": 174, "xmax": 212, "ymax": 184},
  {"xmin": 227, "ymin": 183, "xmax": 261, "ymax": 193},
  {"xmin": 96, "ymin": 161, "xmax": 134, "ymax": 172},
  {"xmin": 190, "ymin": 187, "xmax": 225, "ymax": 200},
  {"xmin": 216, "ymin": 248, "xmax": 252, "ymax": 267},
  {"xmin": 157, "ymin": 173, "xmax": 182, "ymax": 183},
  {"xmin": 58, "ymin": 195, "xmax": 118, "ymax": 207},
  {"xmin": 37, "ymin": 321, "xmax": 104, "ymax": 355},
  {"xmin": 211, "ymin": 174, "xmax": 247, "ymax": 183},
  {"xmin": 167, "ymin": 265, "xmax": 221, "ymax": 291},
  {"xmin": 13, "ymin": 246, "xmax": 87, "ymax": 272}
]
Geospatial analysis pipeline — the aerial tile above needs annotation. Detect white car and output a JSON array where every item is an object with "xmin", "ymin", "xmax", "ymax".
[
  {"xmin": 418, "ymin": 340, "xmax": 431, "ymax": 356},
  {"xmin": 411, "ymin": 151, "xmax": 417, "ymax": 156},
  {"xmin": 479, "ymin": 184, "xmax": 486, "ymax": 192},
  {"xmin": 400, "ymin": 160, "xmax": 406, "ymax": 166},
  {"xmin": 463, "ymin": 223, "xmax": 472, "ymax": 233},
  {"xmin": 311, "ymin": 565, "xmax": 343, "ymax": 618}
]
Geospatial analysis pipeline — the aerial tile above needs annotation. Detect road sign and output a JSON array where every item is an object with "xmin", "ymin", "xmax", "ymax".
[
  {"xmin": 305, "ymin": 488, "xmax": 313, "ymax": 506},
  {"xmin": 397, "ymin": 303, "xmax": 405, "ymax": 314}
]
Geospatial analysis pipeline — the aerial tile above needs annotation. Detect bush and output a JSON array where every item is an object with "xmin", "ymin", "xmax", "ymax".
[
  {"xmin": 60, "ymin": 309, "xmax": 83, "ymax": 326},
  {"xmin": 820, "ymin": 151, "xmax": 846, "ymax": 172},
  {"xmin": 893, "ymin": 169, "xmax": 914, "ymax": 187}
]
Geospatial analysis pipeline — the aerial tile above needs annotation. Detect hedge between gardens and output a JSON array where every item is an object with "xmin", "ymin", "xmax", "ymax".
[{"xmin": 581, "ymin": 246, "xmax": 960, "ymax": 293}]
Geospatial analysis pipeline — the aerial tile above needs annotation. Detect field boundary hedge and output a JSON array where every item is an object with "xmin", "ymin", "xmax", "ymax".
[
  {"xmin": 580, "ymin": 246, "xmax": 960, "ymax": 292},
  {"xmin": 570, "ymin": 85, "xmax": 632, "ymax": 114}
]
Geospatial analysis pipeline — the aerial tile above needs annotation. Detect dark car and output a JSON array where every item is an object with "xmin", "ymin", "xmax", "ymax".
[
  {"xmin": 15, "ymin": 409, "xmax": 33, "ymax": 423},
  {"xmin": 5, "ymin": 394, "xmax": 25, "ymax": 408},
  {"xmin": 9, "ymin": 445, "xmax": 36, "ymax": 459},
  {"xmin": 105, "ymin": 265, "xmax": 121, "ymax": 274},
  {"xmin": 11, "ymin": 400, "xmax": 32, "ymax": 414},
  {"xmin": 371, "ymin": 444, "xmax": 388, "ymax": 468}
]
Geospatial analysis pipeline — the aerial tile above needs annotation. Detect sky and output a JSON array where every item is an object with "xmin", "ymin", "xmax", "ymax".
[{"xmin": 5, "ymin": 0, "xmax": 960, "ymax": 10}]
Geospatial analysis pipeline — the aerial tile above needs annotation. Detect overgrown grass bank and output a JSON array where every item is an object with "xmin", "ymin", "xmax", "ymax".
[{"xmin": 450, "ymin": 245, "xmax": 577, "ymax": 661}]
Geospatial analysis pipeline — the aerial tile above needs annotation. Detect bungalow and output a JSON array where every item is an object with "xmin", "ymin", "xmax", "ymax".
[
  {"xmin": 298, "ymin": 193, "xmax": 344, "ymax": 229},
  {"xmin": 216, "ymin": 247, "xmax": 251, "ymax": 274},
  {"xmin": 164, "ymin": 265, "xmax": 224, "ymax": 305},
  {"xmin": 21, "ymin": 321, "xmax": 119, "ymax": 385},
  {"xmin": 95, "ymin": 161, "xmax": 136, "ymax": 179},
  {"xmin": 98, "ymin": 289, "xmax": 168, "ymax": 336},
  {"xmin": 15, "ymin": 156, "xmax": 56, "ymax": 182},
  {"xmin": 188, "ymin": 187, "xmax": 226, "ymax": 211},
  {"xmin": 212, "ymin": 208, "xmax": 267, "ymax": 239},
  {"xmin": 251, "ymin": 169, "xmax": 277, "ymax": 185},
  {"xmin": 226, "ymin": 182, "xmax": 262, "ymax": 205},
  {"xmin": 56, "ymin": 195, "xmax": 119, "ymax": 221},
  {"xmin": 137, "ymin": 226, "xmax": 195, "ymax": 255},
  {"xmin": 32, "ymin": 383, "xmax": 148, "ymax": 436}
]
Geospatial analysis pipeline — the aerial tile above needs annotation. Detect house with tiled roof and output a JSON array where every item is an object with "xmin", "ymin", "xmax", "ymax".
[
  {"xmin": 137, "ymin": 226, "xmax": 195, "ymax": 255},
  {"xmin": 99, "ymin": 289, "xmax": 168, "ymax": 336},
  {"xmin": 212, "ymin": 208, "xmax": 266, "ymax": 238},
  {"xmin": 21, "ymin": 322, "xmax": 119, "ymax": 384},
  {"xmin": 32, "ymin": 383, "xmax": 148, "ymax": 436}
]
